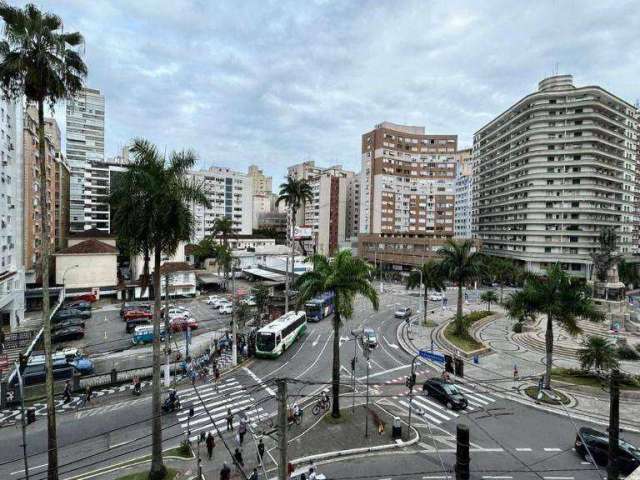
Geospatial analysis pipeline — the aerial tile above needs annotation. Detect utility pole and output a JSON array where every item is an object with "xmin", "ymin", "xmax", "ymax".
[
  {"xmin": 406, "ymin": 355, "xmax": 418, "ymax": 438},
  {"xmin": 231, "ymin": 259, "xmax": 238, "ymax": 366},
  {"xmin": 15, "ymin": 362, "xmax": 28, "ymax": 480},
  {"xmin": 164, "ymin": 272, "xmax": 171, "ymax": 386},
  {"xmin": 363, "ymin": 343, "xmax": 371, "ymax": 437},
  {"xmin": 350, "ymin": 329, "xmax": 363, "ymax": 413},
  {"xmin": 455, "ymin": 424, "xmax": 470, "ymax": 480},
  {"xmin": 608, "ymin": 368, "xmax": 620, "ymax": 480},
  {"xmin": 277, "ymin": 379, "xmax": 288, "ymax": 480}
]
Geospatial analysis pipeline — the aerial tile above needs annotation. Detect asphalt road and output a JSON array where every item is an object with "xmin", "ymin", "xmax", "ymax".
[{"xmin": 1, "ymin": 283, "xmax": 637, "ymax": 480}]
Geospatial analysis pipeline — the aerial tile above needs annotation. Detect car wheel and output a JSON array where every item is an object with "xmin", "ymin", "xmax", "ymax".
[{"xmin": 446, "ymin": 401, "xmax": 453, "ymax": 410}]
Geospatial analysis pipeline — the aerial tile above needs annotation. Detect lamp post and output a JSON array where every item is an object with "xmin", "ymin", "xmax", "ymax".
[
  {"xmin": 350, "ymin": 328, "xmax": 363, "ymax": 412},
  {"xmin": 61, "ymin": 264, "xmax": 79, "ymax": 295},
  {"xmin": 15, "ymin": 361, "xmax": 29, "ymax": 480},
  {"xmin": 231, "ymin": 257, "xmax": 240, "ymax": 366}
]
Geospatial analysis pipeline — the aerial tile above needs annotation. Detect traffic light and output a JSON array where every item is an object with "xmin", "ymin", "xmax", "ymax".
[
  {"xmin": 405, "ymin": 373, "xmax": 416, "ymax": 389},
  {"xmin": 26, "ymin": 407, "xmax": 36, "ymax": 424}
]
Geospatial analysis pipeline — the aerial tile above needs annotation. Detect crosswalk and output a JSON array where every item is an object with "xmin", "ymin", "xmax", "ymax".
[
  {"xmin": 382, "ymin": 384, "xmax": 499, "ymax": 426},
  {"xmin": 176, "ymin": 378, "xmax": 268, "ymax": 442}
]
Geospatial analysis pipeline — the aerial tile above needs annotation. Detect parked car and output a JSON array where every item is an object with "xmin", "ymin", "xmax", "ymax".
[
  {"xmin": 422, "ymin": 378, "xmax": 468, "ymax": 410},
  {"xmin": 64, "ymin": 300, "xmax": 92, "ymax": 311},
  {"xmin": 124, "ymin": 309, "xmax": 153, "ymax": 321},
  {"xmin": 125, "ymin": 317, "xmax": 151, "ymax": 333},
  {"xmin": 53, "ymin": 308, "xmax": 91, "ymax": 321},
  {"xmin": 241, "ymin": 296, "xmax": 256, "ymax": 307},
  {"xmin": 74, "ymin": 293, "xmax": 97, "ymax": 303},
  {"xmin": 69, "ymin": 356, "xmax": 94, "ymax": 374},
  {"xmin": 164, "ymin": 307, "xmax": 191, "ymax": 319},
  {"xmin": 219, "ymin": 304, "xmax": 233, "ymax": 315},
  {"xmin": 575, "ymin": 427, "xmax": 640, "ymax": 474},
  {"xmin": 132, "ymin": 325, "xmax": 165, "ymax": 345},
  {"xmin": 120, "ymin": 303, "xmax": 151, "ymax": 317},
  {"xmin": 52, "ymin": 327, "xmax": 85, "ymax": 343},
  {"xmin": 20, "ymin": 357, "xmax": 73, "ymax": 386},
  {"xmin": 170, "ymin": 317, "xmax": 199, "ymax": 332},
  {"xmin": 212, "ymin": 298, "xmax": 231, "ymax": 309},
  {"xmin": 362, "ymin": 328, "xmax": 378, "ymax": 349},
  {"xmin": 52, "ymin": 318, "xmax": 86, "ymax": 331},
  {"xmin": 206, "ymin": 295, "xmax": 223, "ymax": 305},
  {"xmin": 428, "ymin": 292, "xmax": 444, "ymax": 301},
  {"xmin": 394, "ymin": 306, "xmax": 412, "ymax": 319}
]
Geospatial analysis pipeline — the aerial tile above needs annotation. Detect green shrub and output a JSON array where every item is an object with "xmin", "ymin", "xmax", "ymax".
[
  {"xmin": 178, "ymin": 440, "xmax": 192, "ymax": 458},
  {"xmin": 465, "ymin": 311, "xmax": 492, "ymax": 323},
  {"xmin": 512, "ymin": 322, "xmax": 523, "ymax": 333},
  {"xmin": 617, "ymin": 345, "xmax": 640, "ymax": 361}
]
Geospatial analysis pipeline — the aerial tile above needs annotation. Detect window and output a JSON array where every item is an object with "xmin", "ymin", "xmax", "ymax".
[{"xmin": 572, "ymin": 179, "xmax": 580, "ymax": 185}]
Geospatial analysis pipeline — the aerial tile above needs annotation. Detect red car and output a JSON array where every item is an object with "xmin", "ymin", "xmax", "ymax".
[
  {"xmin": 74, "ymin": 293, "xmax": 97, "ymax": 303},
  {"xmin": 124, "ymin": 309, "xmax": 153, "ymax": 321},
  {"xmin": 170, "ymin": 317, "xmax": 198, "ymax": 333}
]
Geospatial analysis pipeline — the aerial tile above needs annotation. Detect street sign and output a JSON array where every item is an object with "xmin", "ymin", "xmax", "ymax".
[{"xmin": 418, "ymin": 349, "xmax": 445, "ymax": 364}]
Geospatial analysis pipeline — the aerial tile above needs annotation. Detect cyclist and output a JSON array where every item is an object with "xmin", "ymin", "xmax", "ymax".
[{"xmin": 319, "ymin": 389, "xmax": 329, "ymax": 410}]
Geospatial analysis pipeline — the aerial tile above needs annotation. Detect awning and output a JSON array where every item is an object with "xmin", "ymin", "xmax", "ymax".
[
  {"xmin": 242, "ymin": 268, "xmax": 286, "ymax": 284},
  {"xmin": 196, "ymin": 273, "xmax": 225, "ymax": 285}
]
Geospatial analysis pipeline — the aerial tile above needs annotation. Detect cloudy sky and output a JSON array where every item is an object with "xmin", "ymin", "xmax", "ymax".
[{"xmin": 22, "ymin": 0, "xmax": 640, "ymax": 189}]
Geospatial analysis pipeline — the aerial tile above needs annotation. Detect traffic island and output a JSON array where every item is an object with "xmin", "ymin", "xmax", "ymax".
[{"xmin": 523, "ymin": 386, "xmax": 571, "ymax": 405}]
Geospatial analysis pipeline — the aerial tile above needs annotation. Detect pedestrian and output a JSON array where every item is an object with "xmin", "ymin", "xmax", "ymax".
[
  {"xmin": 257, "ymin": 438, "xmax": 265, "ymax": 463},
  {"xmin": 233, "ymin": 448, "xmax": 244, "ymax": 470},
  {"xmin": 287, "ymin": 462, "xmax": 295, "ymax": 478},
  {"xmin": 226, "ymin": 408, "xmax": 234, "ymax": 431},
  {"xmin": 513, "ymin": 365, "xmax": 519, "ymax": 381},
  {"xmin": 0, "ymin": 328, "xmax": 5, "ymax": 353},
  {"xmin": 238, "ymin": 417, "xmax": 247, "ymax": 445},
  {"xmin": 63, "ymin": 380, "xmax": 72, "ymax": 404},
  {"xmin": 84, "ymin": 385, "xmax": 93, "ymax": 406},
  {"xmin": 220, "ymin": 462, "xmax": 231, "ymax": 480},
  {"xmin": 249, "ymin": 468, "xmax": 259, "ymax": 480},
  {"xmin": 300, "ymin": 474, "xmax": 306, "ymax": 480},
  {"xmin": 206, "ymin": 432, "xmax": 215, "ymax": 460},
  {"xmin": 308, "ymin": 466, "xmax": 316, "ymax": 480}
]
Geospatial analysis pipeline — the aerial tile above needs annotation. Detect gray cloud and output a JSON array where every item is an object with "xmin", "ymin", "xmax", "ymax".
[{"xmin": 18, "ymin": 0, "xmax": 640, "ymax": 185}]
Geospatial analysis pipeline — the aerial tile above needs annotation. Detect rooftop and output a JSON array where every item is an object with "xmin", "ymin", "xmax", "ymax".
[{"xmin": 56, "ymin": 239, "xmax": 118, "ymax": 255}]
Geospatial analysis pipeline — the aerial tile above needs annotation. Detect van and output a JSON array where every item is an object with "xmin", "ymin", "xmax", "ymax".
[
  {"xmin": 126, "ymin": 316, "xmax": 151, "ymax": 333},
  {"xmin": 132, "ymin": 325, "xmax": 165, "ymax": 345}
]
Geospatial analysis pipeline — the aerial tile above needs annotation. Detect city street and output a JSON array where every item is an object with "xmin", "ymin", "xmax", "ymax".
[{"xmin": 0, "ymin": 282, "xmax": 635, "ymax": 479}]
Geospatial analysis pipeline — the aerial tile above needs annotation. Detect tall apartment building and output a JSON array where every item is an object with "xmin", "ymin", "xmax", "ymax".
[
  {"xmin": 189, "ymin": 167, "xmax": 253, "ymax": 242},
  {"xmin": 346, "ymin": 174, "xmax": 360, "ymax": 240},
  {"xmin": 247, "ymin": 165, "xmax": 272, "ymax": 194},
  {"xmin": 454, "ymin": 148, "xmax": 473, "ymax": 239},
  {"xmin": 473, "ymin": 75, "xmax": 638, "ymax": 278},
  {"xmin": 287, "ymin": 160, "xmax": 324, "ymax": 226},
  {"xmin": 23, "ymin": 107, "xmax": 59, "ymax": 277},
  {"xmin": 248, "ymin": 165, "xmax": 275, "ymax": 230},
  {"xmin": 82, "ymin": 159, "xmax": 128, "ymax": 232},
  {"xmin": 358, "ymin": 122, "xmax": 457, "ymax": 268},
  {"xmin": 44, "ymin": 116, "xmax": 71, "ymax": 250},
  {"xmin": 0, "ymin": 98, "xmax": 24, "ymax": 331},
  {"xmin": 66, "ymin": 87, "xmax": 105, "ymax": 232}
]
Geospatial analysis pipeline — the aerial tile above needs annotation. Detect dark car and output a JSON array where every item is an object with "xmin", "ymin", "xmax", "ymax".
[
  {"xmin": 575, "ymin": 427, "xmax": 640, "ymax": 474},
  {"xmin": 422, "ymin": 378, "xmax": 468, "ymax": 410},
  {"xmin": 52, "ymin": 318, "xmax": 85, "ymax": 331},
  {"xmin": 21, "ymin": 359, "xmax": 74, "ymax": 386},
  {"xmin": 125, "ymin": 317, "xmax": 151, "ymax": 333},
  {"xmin": 64, "ymin": 300, "xmax": 92, "ymax": 311},
  {"xmin": 53, "ymin": 308, "xmax": 91, "ymax": 321},
  {"xmin": 52, "ymin": 327, "xmax": 85, "ymax": 343}
]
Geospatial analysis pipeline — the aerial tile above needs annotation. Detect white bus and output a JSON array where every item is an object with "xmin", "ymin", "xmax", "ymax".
[{"xmin": 255, "ymin": 311, "xmax": 307, "ymax": 358}]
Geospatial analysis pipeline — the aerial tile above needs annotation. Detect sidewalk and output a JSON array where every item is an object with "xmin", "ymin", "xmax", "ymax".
[{"xmin": 400, "ymin": 305, "xmax": 640, "ymax": 432}]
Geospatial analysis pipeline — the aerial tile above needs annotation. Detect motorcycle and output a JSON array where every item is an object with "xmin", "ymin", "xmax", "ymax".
[
  {"xmin": 162, "ymin": 391, "xmax": 181, "ymax": 413},
  {"xmin": 132, "ymin": 380, "xmax": 141, "ymax": 396}
]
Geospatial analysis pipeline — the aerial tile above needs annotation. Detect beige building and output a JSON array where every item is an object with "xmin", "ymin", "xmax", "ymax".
[
  {"xmin": 473, "ymin": 74, "xmax": 639, "ymax": 277},
  {"xmin": 54, "ymin": 239, "xmax": 118, "ymax": 293},
  {"xmin": 358, "ymin": 121, "xmax": 458, "ymax": 268},
  {"xmin": 247, "ymin": 165, "xmax": 272, "ymax": 195}
]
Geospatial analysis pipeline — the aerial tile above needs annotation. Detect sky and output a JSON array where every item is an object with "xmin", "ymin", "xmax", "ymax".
[{"xmin": 19, "ymin": 0, "xmax": 640, "ymax": 191}]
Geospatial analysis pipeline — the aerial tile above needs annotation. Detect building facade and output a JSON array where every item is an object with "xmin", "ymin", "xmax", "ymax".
[
  {"xmin": 358, "ymin": 121, "xmax": 457, "ymax": 269},
  {"xmin": 66, "ymin": 87, "xmax": 105, "ymax": 232},
  {"xmin": 82, "ymin": 159, "xmax": 128, "ymax": 232},
  {"xmin": 346, "ymin": 174, "xmax": 360, "ymax": 240},
  {"xmin": 0, "ymin": 98, "xmax": 24, "ymax": 331},
  {"xmin": 189, "ymin": 167, "xmax": 253, "ymax": 241},
  {"xmin": 473, "ymin": 75, "xmax": 638, "ymax": 278},
  {"xmin": 454, "ymin": 148, "xmax": 473, "ymax": 239}
]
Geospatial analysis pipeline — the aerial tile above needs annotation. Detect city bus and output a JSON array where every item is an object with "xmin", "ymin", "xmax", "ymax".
[
  {"xmin": 305, "ymin": 291, "xmax": 335, "ymax": 322},
  {"xmin": 255, "ymin": 311, "xmax": 307, "ymax": 358}
]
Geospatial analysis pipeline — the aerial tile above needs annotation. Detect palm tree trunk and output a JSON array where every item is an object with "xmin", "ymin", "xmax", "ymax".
[
  {"xmin": 39, "ymin": 100, "xmax": 58, "ymax": 480},
  {"xmin": 544, "ymin": 313, "xmax": 553, "ymax": 390},
  {"xmin": 423, "ymin": 286, "xmax": 428, "ymax": 326},
  {"xmin": 149, "ymin": 248, "xmax": 166, "ymax": 479},
  {"xmin": 331, "ymin": 310, "xmax": 341, "ymax": 418},
  {"xmin": 455, "ymin": 282, "xmax": 464, "ymax": 335},
  {"xmin": 500, "ymin": 283, "xmax": 504, "ymax": 304}
]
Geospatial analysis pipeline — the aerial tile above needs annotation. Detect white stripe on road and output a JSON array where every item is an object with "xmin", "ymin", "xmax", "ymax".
[
  {"xmin": 455, "ymin": 385, "xmax": 495, "ymax": 402},
  {"xmin": 543, "ymin": 448, "xmax": 562, "ymax": 452},
  {"xmin": 542, "ymin": 477, "xmax": 573, "ymax": 480},
  {"xmin": 178, "ymin": 381, "xmax": 241, "ymax": 402},
  {"xmin": 417, "ymin": 396, "xmax": 459, "ymax": 417},
  {"xmin": 464, "ymin": 394, "xmax": 489, "ymax": 406},
  {"xmin": 411, "ymin": 396, "xmax": 454, "ymax": 421},
  {"xmin": 187, "ymin": 408, "xmax": 264, "ymax": 440},
  {"xmin": 482, "ymin": 477, "xmax": 512, "ymax": 479},
  {"xmin": 398, "ymin": 400, "xmax": 442, "ymax": 425},
  {"xmin": 357, "ymin": 364, "xmax": 410, "ymax": 381},
  {"xmin": 244, "ymin": 367, "xmax": 276, "ymax": 396},
  {"xmin": 11, "ymin": 463, "xmax": 48, "ymax": 475},
  {"xmin": 515, "ymin": 448, "xmax": 532, "ymax": 452},
  {"xmin": 180, "ymin": 398, "xmax": 255, "ymax": 428},
  {"xmin": 177, "ymin": 390, "xmax": 246, "ymax": 420},
  {"xmin": 179, "ymin": 383, "xmax": 244, "ymax": 403}
]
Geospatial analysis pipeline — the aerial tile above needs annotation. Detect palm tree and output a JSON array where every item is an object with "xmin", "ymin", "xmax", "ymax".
[
  {"xmin": 110, "ymin": 139, "xmax": 209, "ymax": 479},
  {"xmin": 487, "ymin": 257, "xmax": 515, "ymax": 303},
  {"xmin": 213, "ymin": 244, "xmax": 232, "ymax": 290},
  {"xmin": 406, "ymin": 260, "xmax": 444, "ymax": 326},
  {"xmin": 276, "ymin": 176, "xmax": 313, "ymax": 311},
  {"xmin": 251, "ymin": 283, "xmax": 270, "ymax": 325},
  {"xmin": 506, "ymin": 264, "xmax": 604, "ymax": 389},
  {"xmin": 438, "ymin": 239, "xmax": 484, "ymax": 335},
  {"xmin": 212, "ymin": 216, "xmax": 234, "ymax": 248},
  {"xmin": 480, "ymin": 290, "xmax": 498, "ymax": 313},
  {"xmin": 578, "ymin": 336, "xmax": 619, "ymax": 373},
  {"xmin": 235, "ymin": 301, "xmax": 251, "ymax": 332},
  {"xmin": 0, "ymin": 4, "xmax": 86, "ymax": 478},
  {"xmin": 296, "ymin": 251, "xmax": 379, "ymax": 418}
]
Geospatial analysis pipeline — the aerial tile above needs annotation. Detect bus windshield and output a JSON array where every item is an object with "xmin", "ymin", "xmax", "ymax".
[
  {"xmin": 305, "ymin": 303, "xmax": 321, "ymax": 315},
  {"xmin": 257, "ymin": 332, "xmax": 276, "ymax": 352}
]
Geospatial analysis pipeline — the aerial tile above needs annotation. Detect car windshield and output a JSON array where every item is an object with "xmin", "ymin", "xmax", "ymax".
[
  {"xmin": 443, "ymin": 384, "xmax": 460, "ymax": 395},
  {"xmin": 621, "ymin": 440, "xmax": 640, "ymax": 458},
  {"xmin": 257, "ymin": 332, "xmax": 275, "ymax": 352}
]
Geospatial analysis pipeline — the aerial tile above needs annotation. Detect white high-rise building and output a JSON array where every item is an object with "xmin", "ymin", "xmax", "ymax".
[
  {"xmin": 189, "ymin": 167, "xmax": 253, "ymax": 242},
  {"xmin": 454, "ymin": 148, "xmax": 473, "ymax": 239},
  {"xmin": 66, "ymin": 87, "xmax": 105, "ymax": 232},
  {"xmin": 473, "ymin": 75, "xmax": 639, "ymax": 277},
  {"xmin": 83, "ymin": 160, "xmax": 128, "ymax": 232},
  {"xmin": 0, "ymin": 98, "xmax": 25, "ymax": 331}
]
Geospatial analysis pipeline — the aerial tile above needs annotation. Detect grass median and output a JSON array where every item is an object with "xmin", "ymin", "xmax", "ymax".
[{"xmin": 442, "ymin": 311, "xmax": 491, "ymax": 353}]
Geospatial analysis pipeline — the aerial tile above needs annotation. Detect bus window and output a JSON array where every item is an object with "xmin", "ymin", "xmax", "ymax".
[{"xmin": 257, "ymin": 332, "xmax": 275, "ymax": 352}]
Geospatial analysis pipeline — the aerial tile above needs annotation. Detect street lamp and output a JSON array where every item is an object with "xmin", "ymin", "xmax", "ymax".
[
  {"xmin": 61, "ymin": 264, "xmax": 79, "ymax": 298},
  {"xmin": 350, "ymin": 328, "xmax": 363, "ymax": 412}
]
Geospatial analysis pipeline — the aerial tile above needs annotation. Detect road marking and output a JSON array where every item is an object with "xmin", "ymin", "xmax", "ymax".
[
  {"xmin": 422, "ymin": 476, "xmax": 449, "ymax": 479},
  {"xmin": 357, "ymin": 364, "xmax": 410, "ymax": 381},
  {"xmin": 295, "ymin": 333, "xmax": 332, "ymax": 379},
  {"xmin": 243, "ymin": 367, "xmax": 276, "ymax": 396},
  {"xmin": 543, "ymin": 447, "xmax": 562, "ymax": 452},
  {"xmin": 383, "ymin": 336, "xmax": 399, "ymax": 349},
  {"xmin": 515, "ymin": 447, "xmax": 532, "ymax": 452},
  {"xmin": 11, "ymin": 463, "xmax": 47, "ymax": 475},
  {"xmin": 542, "ymin": 477, "xmax": 573, "ymax": 480},
  {"xmin": 482, "ymin": 477, "xmax": 512, "ymax": 479},
  {"xmin": 312, "ymin": 334, "xmax": 321, "ymax": 347}
]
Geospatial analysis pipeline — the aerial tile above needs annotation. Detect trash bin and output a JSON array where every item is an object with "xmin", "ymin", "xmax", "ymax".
[
  {"xmin": 444, "ymin": 354, "xmax": 454, "ymax": 373},
  {"xmin": 454, "ymin": 358, "xmax": 464, "ymax": 377},
  {"xmin": 110, "ymin": 368, "xmax": 118, "ymax": 384},
  {"xmin": 473, "ymin": 354, "xmax": 479, "ymax": 365},
  {"xmin": 392, "ymin": 416, "xmax": 402, "ymax": 439}
]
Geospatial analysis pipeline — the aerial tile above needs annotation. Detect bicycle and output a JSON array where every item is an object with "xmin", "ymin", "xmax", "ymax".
[{"xmin": 312, "ymin": 399, "xmax": 330, "ymax": 415}]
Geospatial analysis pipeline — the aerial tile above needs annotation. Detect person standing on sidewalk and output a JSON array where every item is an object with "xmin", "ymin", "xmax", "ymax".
[
  {"xmin": 249, "ymin": 467, "xmax": 259, "ymax": 480},
  {"xmin": 233, "ymin": 448, "xmax": 244, "ymax": 471},
  {"xmin": 226, "ymin": 408, "xmax": 234, "ymax": 431},
  {"xmin": 238, "ymin": 417, "xmax": 247, "ymax": 445},
  {"xmin": 220, "ymin": 462, "xmax": 230, "ymax": 480},
  {"xmin": 257, "ymin": 438, "xmax": 265, "ymax": 464},
  {"xmin": 206, "ymin": 431, "xmax": 215, "ymax": 460},
  {"xmin": 63, "ymin": 380, "xmax": 72, "ymax": 404}
]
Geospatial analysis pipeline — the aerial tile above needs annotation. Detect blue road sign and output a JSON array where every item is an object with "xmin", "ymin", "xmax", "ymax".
[{"xmin": 419, "ymin": 349, "xmax": 445, "ymax": 364}]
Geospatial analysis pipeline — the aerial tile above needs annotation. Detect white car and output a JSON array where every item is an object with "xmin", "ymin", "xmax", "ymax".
[
  {"xmin": 206, "ymin": 295, "xmax": 221, "ymax": 305},
  {"xmin": 210, "ymin": 298, "xmax": 228, "ymax": 308},
  {"xmin": 241, "ymin": 296, "xmax": 256, "ymax": 307},
  {"xmin": 167, "ymin": 307, "xmax": 190, "ymax": 319},
  {"xmin": 394, "ymin": 307, "xmax": 412, "ymax": 319},
  {"xmin": 219, "ymin": 304, "xmax": 233, "ymax": 315},
  {"xmin": 428, "ymin": 292, "xmax": 444, "ymax": 301}
]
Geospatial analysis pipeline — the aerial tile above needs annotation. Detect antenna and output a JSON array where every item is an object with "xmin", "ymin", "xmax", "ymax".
[{"xmin": 553, "ymin": 62, "xmax": 559, "ymax": 76}]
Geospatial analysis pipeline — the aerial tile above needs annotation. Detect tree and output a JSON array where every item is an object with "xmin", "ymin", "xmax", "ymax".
[
  {"xmin": 618, "ymin": 259, "xmax": 639, "ymax": 290},
  {"xmin": 438, "ymin": 239, "xmax": 484, "ymax": 335},
  {"xmin": 213, "ymin": 244, "xmax": 232, "ymax": 290},
  {"xmin": 251, "ymin": 283, "xmax": 270, "ymax": 325},
  {"xmin": 406, "ymin": 260, "xmax": 444, "ymax": 326},
  {"xmin": 487, "ymin": 257, "xmax": 515, "ymax": 303},
  {"xmin": 578, "ymin": 336, "xmax": 619, "ymax": 373},
  {"xmin": 296, "ymin": 251, "xmax": 379, "ymax": 418},
  {"xmin": 591, "ymin": 227, "xmax": 620, "ymax": 282},
  {"xmin": 234, "ymin": 301, "xmax": 251, "ymax": 332},
  {"xmin": 506, "ymin": 264, "xmax": 604, "ymax": 389},
  {"xmin": 212, "ymin": 217, "xmax": 234, "ymax": 286},
  {"xmin": 0, "ymin": 4, "xmax": 87, "ymax": 478},
  {"xmin": 110, "ymin": 139, "xmax": 208, "ymax": 479},
  {"xmin": 191, "ymin": 237, "xmax": 218, "ymax": 268},
  {"xmin": 276, "ymin": 176, "xmax": 313, "ymax": 310},
  {"xmin": 480, "ymin": 290, "xmax": 498, "ymax": 313}
]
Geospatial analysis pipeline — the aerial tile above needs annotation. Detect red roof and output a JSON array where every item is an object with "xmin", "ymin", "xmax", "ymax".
[{"xmin": 56, "ymin": 239, "xmax": 118, "ymax": 255}]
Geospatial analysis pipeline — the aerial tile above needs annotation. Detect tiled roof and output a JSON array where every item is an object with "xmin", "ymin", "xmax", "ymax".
[
  {"xmin": 158, "ymin": 262, "xmax": 194, "ymax": 275},
  {"xmin": 56, "ymin": 239, "xmax": 118, "ymax": 255}
]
